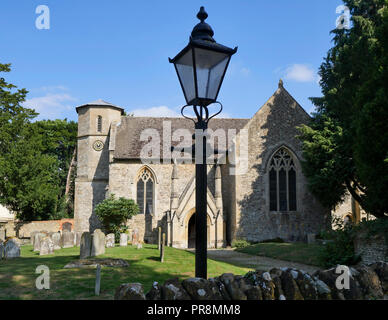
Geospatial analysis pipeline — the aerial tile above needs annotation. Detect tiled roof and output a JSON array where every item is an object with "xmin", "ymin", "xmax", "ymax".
[{"xmin": 113, "ymin": 117, "xmax": 249, "ymax": 160}]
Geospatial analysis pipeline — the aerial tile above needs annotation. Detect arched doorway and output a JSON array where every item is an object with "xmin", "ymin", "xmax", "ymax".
[{"xmin": 187, "ymin": 212, "xmax": 210, "ymax": 249}]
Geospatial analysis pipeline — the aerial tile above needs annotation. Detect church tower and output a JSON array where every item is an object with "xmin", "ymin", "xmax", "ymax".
[{"xmin": 74, "ymin": 100, "xmax": 124, "ymax": 232}]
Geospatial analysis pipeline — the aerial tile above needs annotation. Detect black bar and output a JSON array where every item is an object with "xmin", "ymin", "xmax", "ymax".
[{"xmin": 195, "ymin": 120, "xmax": 207, "ymax": 279}]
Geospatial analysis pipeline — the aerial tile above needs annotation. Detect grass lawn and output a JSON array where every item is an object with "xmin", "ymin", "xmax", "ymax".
[
  {"xmin": 236, "ymin": 242, "xmax": 324, "ymax": 267},
  {"xmin": 0, "ymin": 244, "xmax": 251, "ymax": 300}
]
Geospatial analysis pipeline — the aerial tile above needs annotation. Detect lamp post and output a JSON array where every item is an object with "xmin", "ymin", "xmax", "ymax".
[{"xmin": 169, "ymin": 7, "xmax": 237, "ymax": 279}]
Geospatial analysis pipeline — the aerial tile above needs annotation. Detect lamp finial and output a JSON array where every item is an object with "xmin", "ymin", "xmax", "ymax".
[{"xmin": 197, "ymin": 6, "xmax": 208, "ymax": 22}]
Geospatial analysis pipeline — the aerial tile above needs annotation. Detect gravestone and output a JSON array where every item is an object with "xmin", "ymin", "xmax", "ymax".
[
  {"xmin": 40, "ymin": 237, "xmax": 54, "ymax": 256},
  {"xmin": 120, "ymin": 233, "xmax": 128, "ymax": 247},
  {"xmin": 95, "ymin": 264, "xmax": 101, "ymax": 296},
  {"xmin": 307, "ymin": 234, "xmax": 316, "ymax": 244},
  {"xmin": 91, "ymin": 229, "xmax": 105, "ymax": 257},
  {"xmin": 75, "ymin": 232, "xmax": 82, "ymax": 247},
  {"xmin": 160, "ymin": 233, "xmax": 165, "ymax": 262},
  {"xmin": 50, "ymin": 232, "xmax": 61, "ymax": 250},
  {"xmin": 62, "ymin": 222, "xmax": 72, "ymax": 232},
  {"xmin": 0, "ymin": 241, "xmax": 4, "ymax": 259},
  {"xmin": 61, "ymin": 231, "xmax": 75, "ymax": 248},
  {"xmin": 80, "ymin": 232, "xmax": 92, "ymax": 259},
  {"xmin": 106, "ymin": 234, "xmax": 115, "ymax": 248},
  {"xmin": 4, "ymin": 238, "xmax": 20, "ymax": 259},
  {"xmin": 33, "ymin": 233, "xmax": 45, "ymax": 252},
  {"xmin": 0, "ymin": 228, "xmax": 5, "ymax": 242},
  {"xmin": 158, "ymin": 227, "xmax": 161, "ymax": 251},
  {"xmin": 132, "ymin": 229, "xmax": 139, "ymax": 245},
  {"xmin": 30, "ymin": 231, "xmax": 39, "ymax": 245}
]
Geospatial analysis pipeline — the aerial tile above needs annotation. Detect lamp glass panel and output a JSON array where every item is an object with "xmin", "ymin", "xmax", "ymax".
[
  {"xmin": 194, "ymin": 48, "xmax": 229, "ymax": 100},
  {"xmin": 175, "ymin": 49, "xmax": 195, "ymax": 103}
]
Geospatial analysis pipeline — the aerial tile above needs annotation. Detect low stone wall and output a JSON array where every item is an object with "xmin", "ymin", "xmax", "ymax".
[
  {"xmin": 115, "ymin": 262, "xmax": 388, "ymax": 300},
  {"xmin": 4, "ymin": 219, "xmax": 74, "ymax": 239},
  {"xmin": 354, "ymin": 233, "xmax": 387, "ymax": 265}
]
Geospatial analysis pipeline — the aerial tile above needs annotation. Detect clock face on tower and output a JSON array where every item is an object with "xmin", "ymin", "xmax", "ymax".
[{"xmin": 93, "ymin": 140, "xmax": 104, "ymax": 151}]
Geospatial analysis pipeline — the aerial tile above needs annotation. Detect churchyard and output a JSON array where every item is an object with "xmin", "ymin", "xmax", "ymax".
[{"xmin": 0, "ymin": 242, "xmax": 251, "ymax": 300}]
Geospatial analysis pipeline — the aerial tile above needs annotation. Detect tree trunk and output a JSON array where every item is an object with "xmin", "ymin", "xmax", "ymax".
[{"xmin": 65, "ymin": 147, "xmax": 76, "ymax": 202}]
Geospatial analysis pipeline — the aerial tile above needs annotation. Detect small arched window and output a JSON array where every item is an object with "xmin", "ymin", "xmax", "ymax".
[
  {"xmin": 269, "ymin": 147, "xmax": 297, "ymax": 212},
  {"xmin": 136, "ymin": 167, "xmax": 154, "ymax": 215},
  {"xmin": 97, "ymin": 115, "xmax": 102, "ymax": 133}
]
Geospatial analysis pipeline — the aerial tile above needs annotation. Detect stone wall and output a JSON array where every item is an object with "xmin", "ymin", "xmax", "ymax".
[
  {"xmin": 115, "ymin": 262, "xmax": 388, "ymax": 300},
  {"xmin": 232, "ymin": 84, "xmax": 330, "ymax": 243},
  {"xmin": 355, "ymin": 233, "xmax": 387, "ymax": 265},
  {"xmin": 108, "ymin": 161, "xmax": 223, "ymax": 247},
  {"xmin": 3, "ymin": 219, "xmax": 74, "ymax": 239}
]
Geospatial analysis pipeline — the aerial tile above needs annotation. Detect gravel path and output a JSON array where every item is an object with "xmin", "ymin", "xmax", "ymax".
[{"xmin": 205, "ymin": 248, "xmax": 321, "ymax": 274}]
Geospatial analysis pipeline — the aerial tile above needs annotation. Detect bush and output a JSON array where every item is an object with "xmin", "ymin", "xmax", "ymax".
[
  {"xmin": 95, "ymin": 194, "xmax": 139, "ymax": 241},
  {"xmin": 232, "ymin": 239, "xmax": 251, "ymax": 249},
  {"xmin": 318, "ymin": 217, "xmax": 360, "ymax": 268},
  {"xmin": 318, "ymin": 226, "xmax": 360, "ymax": 268}
]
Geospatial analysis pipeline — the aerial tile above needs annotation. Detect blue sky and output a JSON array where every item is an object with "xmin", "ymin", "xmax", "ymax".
[{"xmin": 0, "ymin": 0, "xmax": 343, "ymax": 121}]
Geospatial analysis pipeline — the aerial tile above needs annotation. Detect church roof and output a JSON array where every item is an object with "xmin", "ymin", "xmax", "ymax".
[
  {"xmin": 113, "ymin": 117, "xmax": 249, "ymax": 160},
  {"xmin": 76, "ymin": 99, "xmax": 124, "ymax": 114}
]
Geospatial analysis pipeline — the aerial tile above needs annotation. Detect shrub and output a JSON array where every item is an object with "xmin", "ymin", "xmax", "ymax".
[
  {"xmin": 95, "ymin": 194, "xmax": 139, "ymax": 241},
  {"xmin": 318, "ymin": 225, "xmax": 360, "ymax": 268},
  {"xmin": 232, "ymin": 239, "xmax": 251, "ymax": 249}
]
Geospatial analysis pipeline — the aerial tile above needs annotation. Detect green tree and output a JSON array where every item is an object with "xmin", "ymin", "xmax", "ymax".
[
  {"xmin": 95, "ymin": 195, "xmax": 139, "ymax": 240},
  {"xmin": 298, "ymin": 0, "xmax": 388, "ymax": 218},
  {"xmin": 31, "ymin": 119, "xmax": 78, "ymax": 217},
  {"xmin": 0, "ymin": 63, "xmax": 77, "ymax": 221}
]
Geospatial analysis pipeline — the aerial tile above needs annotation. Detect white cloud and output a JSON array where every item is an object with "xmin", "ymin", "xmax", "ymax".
[
  {"xmin": 130, "ymin": 106, "xmax": 180, "ymax": 118},
  {"xmin": 23, "ymin": 92, "xmax": 77, "ymax": 120},
  {"xmin": 284, "ymin": 64, "xmax": 317, "ymax": 83}
]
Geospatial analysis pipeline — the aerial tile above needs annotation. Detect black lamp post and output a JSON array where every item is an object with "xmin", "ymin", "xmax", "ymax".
[{"xmin": 169, "ymin": 6, "xmax": 237, "ymax": 279}]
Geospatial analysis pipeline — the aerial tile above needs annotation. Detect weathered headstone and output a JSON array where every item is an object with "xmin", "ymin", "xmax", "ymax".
[
  {"xmin": 40, "ymin": 237, "xmax": 54, "ymax": 256},
  {"xmin": 33, "ymin": 233, "xmax": 45, "ymax": 252},
  {"xmin": 61, "ymin": 231, "xmax": 75, "ymax": 248},
  {"xmin": 0, "ymin": 228, "xmax": 5, "ymax": 242},
  {"xmin": 160, "ymin": 233, "xmax": 165, "ymax": 263},
  {"xmin": 30, "ymin": 231, "xmax": 38, "ymax": 245},
  {"xmin": 80, "ymin": 232, "xmax": 92, "ymax": 259},
  {"xmin": 75, "ymin": 232, "xmax": 82, "ymax": 247},
  {"xmin": 4, "ymin": 238, "xmax": 20, "ymax": 259},
  {"xmin": 132, "ymin": 229, "xmax": 139, "ymax": 245},
  {"xmin": 120, "ymin": 233, "xmax": 128, "ymax": 247},
  {"xmin": 50, "ymin": 232, "xmax": 61, "ymax": 250},
  {"xmin": 0, "ymin": 241, "xmax": 4, "ymax": 259},
  {"xmin": 106, "ymin": 233, "xmax": 115, "ymax": 248},
  {"xmin": 95, "ymin": 264, "xmax": 101, "ymax": 296},
  {"xmin": 158, "ymin": 227, "xmax": 161, "ymax": 251},
  {"xmin": 62, "ymin": 222, "xmax": 72, "ymax": 232},
  {"xmin": 91, "ymin": 229, "xmax": 106, "ymax": 257},
  {"xmin": 307, "ymin": 234, "xmax": 316, "ymax": 244}
]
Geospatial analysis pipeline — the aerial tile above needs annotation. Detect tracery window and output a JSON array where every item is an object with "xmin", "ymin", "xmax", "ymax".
[
  {"xmin": 136, "ymin": 167, "xmax": 154, "ymax": 215},
  {"xmin": 269, "ymin": 148, "xmax": 297, "ymax": 211}
]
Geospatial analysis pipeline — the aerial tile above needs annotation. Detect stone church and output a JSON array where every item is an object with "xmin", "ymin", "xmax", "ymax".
[{"xmin": 74, "ymin": 81, "xmax": 331, "ymax": 248}]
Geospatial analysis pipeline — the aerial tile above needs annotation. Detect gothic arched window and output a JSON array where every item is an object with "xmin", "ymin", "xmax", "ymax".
[
  {"xmin": 269, "ymin": 148, "xmax": 297, "ymax": 212},
  {"xmin": 136, "ymin": 167, "xmax": 154, "ymax": 215},
  {"xmin": 97, "ymin": 115, "xmax": 102, "ymax": 133}
]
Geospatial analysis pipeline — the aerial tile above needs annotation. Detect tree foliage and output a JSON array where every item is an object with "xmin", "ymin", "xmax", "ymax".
[
  {"xmin": 95, "ymin": 194, "xmax": 139, "ymax": 240},
  {"xmin": 0, "ymin": 63, "xmax": 77, "ymax": 221},
  {"xmin": 298, "ymin": 0, "xmax": 388, "ymax": 218}
]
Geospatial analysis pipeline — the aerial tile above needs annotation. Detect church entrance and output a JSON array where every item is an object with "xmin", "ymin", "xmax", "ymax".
[
  {"xmin": 188, "ymin": 214, "xmax": 196, "ymax": 248},
  {"xmin": 187, "ymin": 212, "xmax": 210, "ymax": 249}
]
